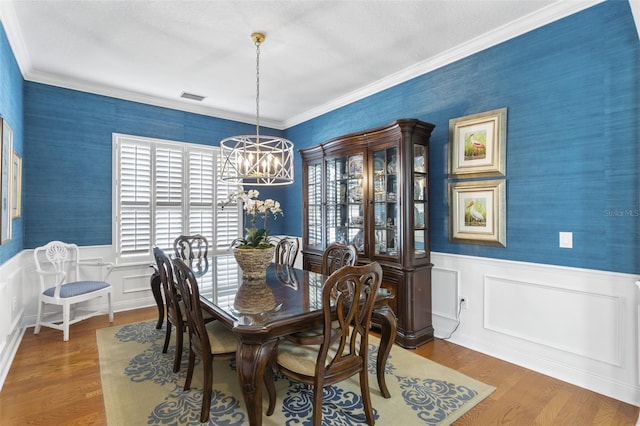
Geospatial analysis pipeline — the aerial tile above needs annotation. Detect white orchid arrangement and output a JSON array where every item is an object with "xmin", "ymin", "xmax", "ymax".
[{"xmin": 220, "ymin": 188, "xmax": 284, "ymax": 249}]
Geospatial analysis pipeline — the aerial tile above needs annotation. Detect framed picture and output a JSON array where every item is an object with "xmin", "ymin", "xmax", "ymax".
[
  {"xmin": 449, "ymin": 179, "xmax": 506, "ymax": 247},
  {"xmin": 1, "ymin": 118, "xmax": 12, "ymax": 244},
  {"xmin": 449, "ymin": 107, "xmax": 507, "ymax": 177},
  {"xmin": 12, "ymin": 151, "xmax": 22, "ymax": 219}
]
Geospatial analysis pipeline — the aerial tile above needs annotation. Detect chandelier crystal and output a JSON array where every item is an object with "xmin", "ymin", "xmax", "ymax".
[{"xmin": 220, "ymin": 32, "xmax": 294, "ymax": 185}]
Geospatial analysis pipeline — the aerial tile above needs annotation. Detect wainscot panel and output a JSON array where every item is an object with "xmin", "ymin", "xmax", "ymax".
[{"xmin": 431, "ymin": 252, "xmax": 640, "ymax": 407}]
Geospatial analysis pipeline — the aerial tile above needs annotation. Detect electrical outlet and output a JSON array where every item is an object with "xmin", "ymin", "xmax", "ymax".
[{"xmin": 460, "ymin": 296, "xmax": 468, "ymax": 309}]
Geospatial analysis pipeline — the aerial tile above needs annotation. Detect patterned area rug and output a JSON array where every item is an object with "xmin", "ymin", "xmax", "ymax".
[{"xmin": 97, "ymin": 320, "xmax": 494, "ymax": 425}]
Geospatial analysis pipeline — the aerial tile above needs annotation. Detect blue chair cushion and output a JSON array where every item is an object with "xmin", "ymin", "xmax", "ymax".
[{"xmin": 43, "ymin": 280, "xmax": 110, "ymax": 298}]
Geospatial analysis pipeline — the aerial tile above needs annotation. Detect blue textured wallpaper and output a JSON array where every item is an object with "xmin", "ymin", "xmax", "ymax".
[
  {"xmin": 282, "ymin": 1, "xmax": 639, "ymax": 274},
  {"xmin": 0, "ymin": 22, "xmax": 24, "ymax": 264},
  {"xmin": 24, "ymin": 84, "xmax": 287, "ymax": 248},
  {"xmin": 9, "ymin": 1, "xmax": 640, "ymax": 274}
]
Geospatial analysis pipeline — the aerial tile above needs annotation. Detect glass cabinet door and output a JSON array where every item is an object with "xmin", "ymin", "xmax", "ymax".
[
  {"xmin": 413, "ymin": 144, "xmax": 428, "ymax": 258},
  {"xmin": 306, "ymin": 162, "xmax": 323, "ymax": 250},
  {"xmin": 372, "ymin": 147, "xmax": 399, "ymax": 259},
  {"xmin": 326, "ymin": 153, "xmax": 364, "ymax": 252}
]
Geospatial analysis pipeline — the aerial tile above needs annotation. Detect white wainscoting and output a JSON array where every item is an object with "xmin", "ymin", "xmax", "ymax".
[
  {"xmin": 431, "ymin": 252, "xmax": 640, "ymax": 407},
  {"xmin": 2, "ymin": 246, "xmax": 639, "ymax": 408},
  {"xmin": 0, "ymin": 240, "xmax": 305, "ymax": 391},
  {"xmin": 0, "ymin": 246, "xmax": 157, "ymax": 391},
  {"xmin": 0, "ymin": 251, "xmax": 26, "ymax": 390}
]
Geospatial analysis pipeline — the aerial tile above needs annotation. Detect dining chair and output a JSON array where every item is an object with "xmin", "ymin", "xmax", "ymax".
[
  {"xmin": 274, "ymin": 236, "xmax": 299, "ymax": 267},
  {"xmin": 171, "ymin": 258, "xmax": 239, "ymax": 423},
  {"xmin": 152, "ymin": 247, "xmax": 187, "ymax": 373},
  {"xmin": 33, "ymin": 241, "xmax": 114, "ymax": 341},
  {"xmin": 173, "ymin": 234, "xmax": 209, "ymax": 275},
  {"xmin": 155, "ymin": 246, "xmax": 217, "ymax": 371},
  {"xmin": 285, "ymin": 242, "xmax": 359, "ymax": 346},
  {"xmin": 321, "ymin": 242, "xmax": 358, "ymax": 274},
  {"xmin": 268, "ymin": 262, "xmax": 383, "ymax": 426}
]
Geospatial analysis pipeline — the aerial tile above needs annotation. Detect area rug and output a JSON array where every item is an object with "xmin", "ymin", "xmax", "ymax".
[{"xmin": 97, "ymin": 320, "xmax": 494, "ymax": 425}]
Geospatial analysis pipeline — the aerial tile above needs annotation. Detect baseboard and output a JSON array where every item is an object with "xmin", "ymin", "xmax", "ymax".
[{"xmin": 0, "ymin": 324, "xmax": 24, "ymax": 392}]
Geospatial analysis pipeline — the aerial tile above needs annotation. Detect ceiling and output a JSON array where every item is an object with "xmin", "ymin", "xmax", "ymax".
[{"xmin": 1, "ymin": 0, "xmax": 603, "ymax": 129}]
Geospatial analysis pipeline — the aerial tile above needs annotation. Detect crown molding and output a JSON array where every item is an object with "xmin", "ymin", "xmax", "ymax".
[
  {"xmin": 1, "ymin": 0, "xmax": 610, "ymax": 131},
  {"xmin": 629, "ymin": 0, "xmax": 640, "ymax": 41},
  {"xmin": 23, "ymin": 68, "xmax": 282, "ymax": 128},
  {"xmin": 283, "ymin": 0, "xmax": 606, "ymax": 128},
  {"xmin": 0, "ymin": 0, "xmax": 31, "ymax": 79}
]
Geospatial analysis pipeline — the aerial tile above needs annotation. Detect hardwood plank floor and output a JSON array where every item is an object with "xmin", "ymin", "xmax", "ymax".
[{"xmin": 0, "ymin": 307, "xmax": 637, "ymax": 425}]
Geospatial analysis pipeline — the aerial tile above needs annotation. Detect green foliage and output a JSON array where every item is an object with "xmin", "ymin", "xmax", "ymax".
[{"xmin": 231, "ymin": 227, "xmax": 273, "ymax": 249}]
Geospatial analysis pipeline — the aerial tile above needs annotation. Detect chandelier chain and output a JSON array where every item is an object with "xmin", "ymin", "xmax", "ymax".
[{"xmin": 255, "ymin": 37, "xmax": 261, "ymax": 139}]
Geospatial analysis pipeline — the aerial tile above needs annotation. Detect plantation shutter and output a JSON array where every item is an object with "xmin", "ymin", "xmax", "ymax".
[
  {"xmin": 215, "ymin": 159, "xmax": 241, "ymax": 251},
  {"xmin": 118, "ymin": 140, "xmax": 152, "ymax": 257},
  {"xmin": 114, "ymin": 133, "xmax": 243, "ymax": 263},
  {"xmin": 188, "ymin": 149, "xmax": 214, "ymax": 244},
  {"xmin": 155, "ymin": 146, "xmax": 183, "ymax": 252}
]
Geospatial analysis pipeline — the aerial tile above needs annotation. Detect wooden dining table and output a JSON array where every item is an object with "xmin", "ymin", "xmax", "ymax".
[{"xmin": 151, "ymin": 254, "xmax": 397, "ymax": 426}]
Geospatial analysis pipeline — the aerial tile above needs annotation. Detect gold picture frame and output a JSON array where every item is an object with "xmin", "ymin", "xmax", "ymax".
[
  {"xmin": 1, "ymin": 118, "xmax": 12, "ymax": 244},
  {"xmin": 12, "ymin": 151, "xmax": 21, "ymax": 219},
  {"xmin": 449, "ymin": 179, "xmax": 506, "ymax": 247},
  {"xmin": 449, "ymin": 107, "xmax": 507, "ymax": 177}
]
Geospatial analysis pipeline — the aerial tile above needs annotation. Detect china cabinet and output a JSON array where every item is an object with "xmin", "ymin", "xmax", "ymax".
[{"xmin": 300, "ymin": 119, "xmax": 435, "ymax": 348}]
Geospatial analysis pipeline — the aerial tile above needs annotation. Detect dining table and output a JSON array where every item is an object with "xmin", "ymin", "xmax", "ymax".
[{"xmin": 151, "ymin": 254, "xmax": 397, "ymax": 426}]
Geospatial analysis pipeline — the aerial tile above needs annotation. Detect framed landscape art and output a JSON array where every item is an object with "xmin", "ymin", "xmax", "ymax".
[
  {"xmin": 449, "ymin": 107, "xmax": 506, "ymax": 177},
  {"xmin": 1, "ymin": 118, "xmax": 12, "ymax": 244},
  {"xmin": 449, "ymin": 179, "xmax": 506, "ymax": 247},
  {"xmin": 12, "ymin": 151, "xmax": 21, "ymax": 218}
]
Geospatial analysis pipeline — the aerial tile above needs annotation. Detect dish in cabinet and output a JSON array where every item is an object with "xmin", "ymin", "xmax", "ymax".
[
  {"xmin": 349, "ymin": 156, "xmax": 363, "ymax": 177},
  {"xmin": 351, "ymin": 230, "xmax": 364, "ymax": 250},
  {"xmin": 387, "ymin": 158, "xmax": 397, "ymax": 174}
]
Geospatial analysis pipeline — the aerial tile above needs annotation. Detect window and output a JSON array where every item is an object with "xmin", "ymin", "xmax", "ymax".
[{"xmin": 113, "ymin": 133, "xmax": 241, "ymax": 263}]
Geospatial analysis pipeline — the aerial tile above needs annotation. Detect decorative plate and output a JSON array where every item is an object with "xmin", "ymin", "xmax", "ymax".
[
  {"xmin": 387, "ymin": 159, "xmax": 397, "ymax": 174},
  {"xmin": 351, "ymin": 230, "xmax": 364, "ymax": 250},
  {"xmin": 349, "ymin": 156, "xmax": 363, "ymax": 177}
]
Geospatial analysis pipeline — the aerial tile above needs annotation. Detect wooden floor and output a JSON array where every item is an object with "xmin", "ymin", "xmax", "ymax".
[{"xmin": 0, "ymin": 307, "xmax": 637, "ymax": 425}]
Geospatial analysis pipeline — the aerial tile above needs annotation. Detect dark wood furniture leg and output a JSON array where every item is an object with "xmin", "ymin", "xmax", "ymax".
[
  {"xmin": 150, "ymin": 271, "xmax": 164, "ymax": 329},
  {"xmin": 236, "ymin": 338, "xmax": 278, "ymax": 426},
  {"xmin": 372, "ymin": 305, "xmax": 397, "ymax": 398}
]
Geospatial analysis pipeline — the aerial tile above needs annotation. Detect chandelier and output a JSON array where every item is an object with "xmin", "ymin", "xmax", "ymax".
[{"xmin": 220, "ymin": 32, "xmax": 294, "ymax": 185}]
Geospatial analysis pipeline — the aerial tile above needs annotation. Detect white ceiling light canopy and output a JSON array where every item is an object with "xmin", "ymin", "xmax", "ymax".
[{"xmin": 220, "ymin": 32, "xmax": 294, "ymax": 186}]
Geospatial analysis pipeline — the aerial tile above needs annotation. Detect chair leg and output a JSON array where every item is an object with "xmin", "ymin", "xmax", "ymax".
[
  {"xmin": 173, "ymin": 324, "xmax": 183, "ymax": 373},
  {"xmin": 184, "ymin": 349, "xmax": 195, "ymax": 391},
  {"xmin": 312, "ymin": 380, "xmax": 324, "ymax": 426},
  {"xmin": 34, "ymin": 300, "xmax": 43, "ymax": 335},
  {"xmin": 360, "ymin": 369, "xmax": 375, "ymax": 425},
  {"xmin": 200, "ymin": 355, "xmax": 213, "ymax": 423},
  {"xmin": 63, "ymin": 303, "xmax": 71, "ymax": 341},
  {"xmin": 162, "ymin": 322, "xmax": 172, "ymax": 354},
  {"xmin": 107, "ymin": 291, "xmax": 114, "ymax": 322}
]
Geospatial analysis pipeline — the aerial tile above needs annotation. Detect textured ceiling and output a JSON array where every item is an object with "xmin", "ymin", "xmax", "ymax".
[{"xmin": 1, "ymin": 1, "xmax": 603, "ymax": 128}]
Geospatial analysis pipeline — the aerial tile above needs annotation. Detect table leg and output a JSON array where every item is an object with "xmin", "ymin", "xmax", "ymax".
[
  {"xmin": 236, "ymin": 338, "xmax": 278, "ymax": 426},
  {"xmin": 150, "ymin": 272, "xmax": 164, "ymax": 329},
  {"xmin": 372, "ymin": 305, "xmax": 396, "ymax": 398}
]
